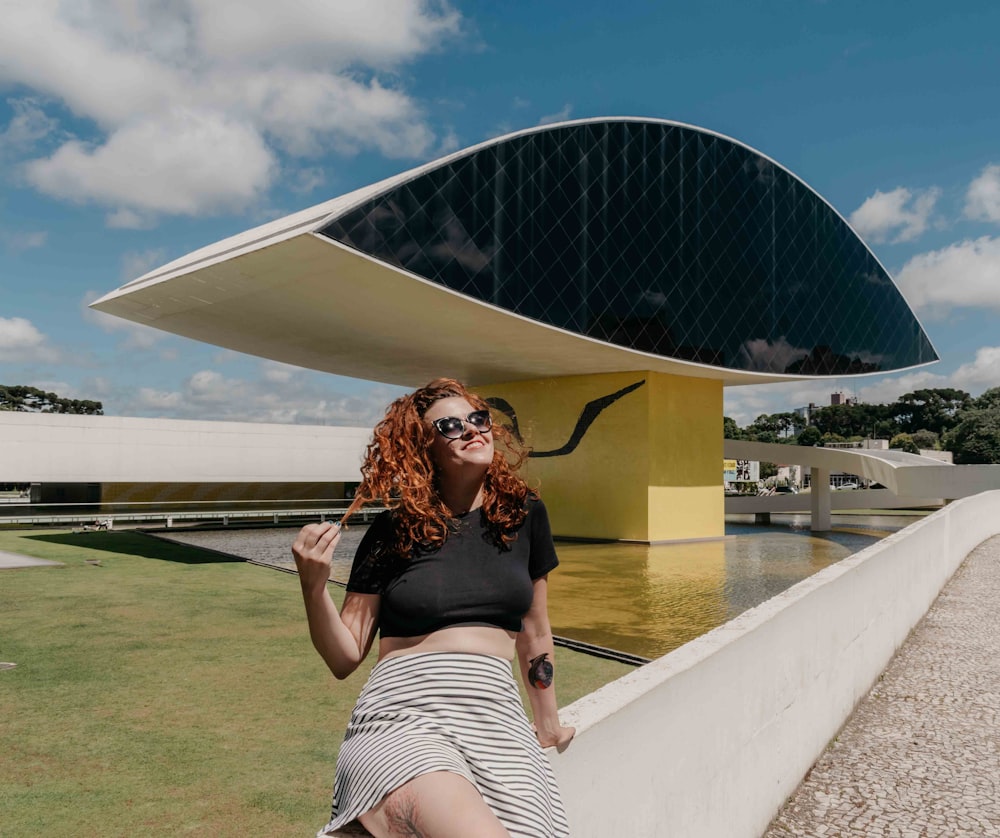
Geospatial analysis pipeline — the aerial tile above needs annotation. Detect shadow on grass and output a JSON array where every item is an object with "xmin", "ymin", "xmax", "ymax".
[{"xmin": 26, "ymin": 531, "xmax": 244, "ymax": 564}]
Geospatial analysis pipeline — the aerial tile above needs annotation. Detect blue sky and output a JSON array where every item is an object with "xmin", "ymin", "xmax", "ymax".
[{"xmin": 1, "ymin": 1, "xmax": 998, "ymax": 427}]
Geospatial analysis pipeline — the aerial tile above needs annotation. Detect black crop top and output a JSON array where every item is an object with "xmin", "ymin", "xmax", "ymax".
[{"xmin": 345, "ymin": 498, "xmax": 559, "ymax": 638}]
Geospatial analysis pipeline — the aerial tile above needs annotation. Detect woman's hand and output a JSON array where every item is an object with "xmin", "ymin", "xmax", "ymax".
[
  {"xmin": 291, "ymin": 524, "xmax": 378, "ymax": 680},
  {"xmin": 291, "ymin": 521, "xmax": 342, "ymax": 591},
  {"xmin": 535, "ymin": 722, "xmax": 576, "ymax": 752}
]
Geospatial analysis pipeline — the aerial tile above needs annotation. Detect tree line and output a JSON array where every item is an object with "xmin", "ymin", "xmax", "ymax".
[
  {"xmin": 725, "ymin": 387, "xmax": 1000, "ymax": 465},
  {"xmin": 0, "ymin": 385, "xmax": 103, "ymax": 415}
]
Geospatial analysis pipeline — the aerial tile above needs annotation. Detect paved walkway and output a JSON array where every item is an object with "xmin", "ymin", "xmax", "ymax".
[{"xmin": 763, "ymin": 535, "xmax": 1000, "ymax": 838}]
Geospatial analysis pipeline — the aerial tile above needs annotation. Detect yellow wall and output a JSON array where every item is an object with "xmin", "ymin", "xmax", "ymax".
[
  {"xmin": 646, "ymin": 372, "xmax": 724, "ymax": 541},
  {"xmin": 479, "ymin": 371, "xmax": 723, "ymax": 542}
]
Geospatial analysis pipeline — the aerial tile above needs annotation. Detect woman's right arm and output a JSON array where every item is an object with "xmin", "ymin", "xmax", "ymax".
[{"xmin": 292, "ymin": 521, "xmax": 380, "ymax": 680}]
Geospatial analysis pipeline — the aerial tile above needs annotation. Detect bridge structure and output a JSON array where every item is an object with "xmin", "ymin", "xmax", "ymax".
[{"xmin": 723, "ymin": 439, "xmax": 1000, "ymax": 529}]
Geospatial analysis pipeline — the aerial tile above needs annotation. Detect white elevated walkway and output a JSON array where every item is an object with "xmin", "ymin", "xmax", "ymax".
[{"xmin": 724, "ymin": 439, "xmax": 1000, "ymax": 530}]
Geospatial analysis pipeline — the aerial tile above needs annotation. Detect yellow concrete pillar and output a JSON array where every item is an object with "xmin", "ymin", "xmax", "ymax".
[{"xmin": 478, "ymin": 371, "xmax": 723, "ymax": 542}]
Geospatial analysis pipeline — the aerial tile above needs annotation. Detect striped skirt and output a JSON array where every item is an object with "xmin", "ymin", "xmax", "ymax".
[{"xmin": 319, "ymin": 652, "xmax": 570, "ymax": 837}]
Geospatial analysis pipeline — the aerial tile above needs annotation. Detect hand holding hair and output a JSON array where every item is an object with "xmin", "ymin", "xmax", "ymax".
[{"xmin": 291, "ymin": 520, "xmax": 343, "ymax": 590}]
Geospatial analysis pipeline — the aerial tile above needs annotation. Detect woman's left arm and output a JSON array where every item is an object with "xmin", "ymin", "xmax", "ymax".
[{"xmin": 516, "ymin": 574, "xmax": 575, "ymax": 751}]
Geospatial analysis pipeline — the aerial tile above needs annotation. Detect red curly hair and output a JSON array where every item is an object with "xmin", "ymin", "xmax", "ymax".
[{"xmin": 343, "ymin": 378, "xmax": 531, "ymax": 556}]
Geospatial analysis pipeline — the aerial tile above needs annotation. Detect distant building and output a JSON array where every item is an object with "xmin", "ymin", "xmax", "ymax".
[{"xmin": 830, "ymin": 391, "xmax": 858, "ymax": 407}]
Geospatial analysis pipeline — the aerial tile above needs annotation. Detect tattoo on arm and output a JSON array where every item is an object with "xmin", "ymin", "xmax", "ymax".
[{"xmin": 528, "ymin": 653, "xmax": 554, "ymax": 690}]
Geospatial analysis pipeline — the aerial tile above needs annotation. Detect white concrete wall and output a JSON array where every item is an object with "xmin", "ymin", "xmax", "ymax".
[
  {"xmin": 551, "ymin": 490, "xmax": 1000, "ymax": 838},
  {"xmin": 0, "ymin": 413, "xmax": 369, "ymax": 483}
]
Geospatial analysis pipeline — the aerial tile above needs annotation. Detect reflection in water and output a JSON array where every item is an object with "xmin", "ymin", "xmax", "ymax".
[
  {"xmin": 550, "ymin": 539, "xmax": 729, "ymax": 660},
  {"xmin": 546, "ymin": 517, "xmax": 922, "ymax": 660},
  {"xmin": 166, "ymin": 514, "xmax": 923, "ymax": 662}
]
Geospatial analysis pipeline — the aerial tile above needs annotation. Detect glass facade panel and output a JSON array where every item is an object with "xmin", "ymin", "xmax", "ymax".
[{"xmin": 319, "ymin": 120, "xmax": 936, "ymax": 375}]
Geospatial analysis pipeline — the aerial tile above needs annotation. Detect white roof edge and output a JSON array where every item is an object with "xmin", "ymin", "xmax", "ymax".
[
  {"xmin": 722, "ymin": 357, "xmax": 939, "ymax": 387},
  {"xmin": 0, "ymin": 410, "xmax": 372, "ymax": 436}
]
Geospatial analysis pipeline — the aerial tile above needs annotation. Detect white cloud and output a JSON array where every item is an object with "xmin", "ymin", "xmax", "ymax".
[
  {"xmin": 1, "ymin": 230, "xmax": 48, "ymax": 250},
  {"xmin": 964, "ymin": 164, "xmax": 1000, "ymax": 224},
  {"xmin": 25, "ymin": 108, "xmax": 277, "ymax": 216},
  {"xmin": 120, "ymin": 249, "xmax": 168, "ymax": 283},
  {"xmin": 948, "ymin": 346, "xmax": 1000, "ymax": 393},
  {"xmin": 437, "ymin": 127, "xmax": 460, "ymax": 155},
  {"xmin": 848, "ymin": 186, "xmax": 940, "ymax": 244},
  {"xmin": 107, "ymin": 208, "xmax": 155, "ymax": 229},
  {"xmin": 0, "ymin": 98, "xmax": 59, "ymax": 153},
  {"xmin": 24, "ymin": 379, "xmax": 76, "ymax": 397},
  {"xmin": 242, "ymin": 70, "xmax": 435, "ymax": 159},
  {"xmin": 84, "ymin": 376, "xmax": 114, "ymax": 398},
  {"xmin": 103, "ymin": 363, "xmax": 405, "ymax": 426},
  {"xmin": 538, "ymin": 104, "xmax": 573, "ymax": 126},
  {"xmin": 212, "ymin": 349, "xmax": 243, "ymax": 365},
  {"xmin": 723, "ymin": 380, "xmax": 819, "ymax": 426},
  {"xmin": 818, "ymin": 348, "xmax": 1000, "ymax": 410},
  {"xmin": 0, "ymin": 316, "xmax": 60, "ymax": 362},
  {"xmin": 189, "ymin": 0, "xmax": 462, "ymax": 69},
  {"xmin": 0, "ymin": 0, "xmax": 464, "ymax": 221},
  {"xmin": 723, "ymin": 345, "xmax": 1000, "ymax": 426},
  {"xmin": 185, "ymin": 369, "xmax": 248, "ymax": 404},
  {"xmin": 894, "ymin": 236, "xmax": 1000, "ymax": 317},
  {"xmin": 851, "ymin": 370, "xmax": 950, "ymax": 406},
  {"xmin": 287, "ymin": 166, "xmax": 327, "ymax": 195},
  {"xmin": 260, "ymin": 361, "xmax": 300, "ymax": 385},
  {"xmin": 0, "ymin": 3, "xmax": 185, "ymax": 128},
  {"xmin": 487, "ymin": 121, "xmax": 514, "ymax": 140},
  {"xmin": 137, "ymin": 387, "xmax": 183, "ymax": 411}
]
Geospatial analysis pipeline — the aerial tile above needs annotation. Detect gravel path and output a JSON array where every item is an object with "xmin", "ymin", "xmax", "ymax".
[{"xmin": 763, "ymin": 534, "xmax": 1000, "ymax": 837}]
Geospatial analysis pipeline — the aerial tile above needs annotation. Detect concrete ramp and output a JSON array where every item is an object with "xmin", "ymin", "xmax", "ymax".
[
  {"xmin": 724, "ymin": 439, "xmax": 1000, "ymax": 530},
  {"xmin": 724, "ymin": 439, "xmax": 1000, "ymax": 501}
]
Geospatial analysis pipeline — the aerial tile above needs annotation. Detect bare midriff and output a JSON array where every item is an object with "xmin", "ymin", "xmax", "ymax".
[{"xmin": 378, "ymin": 624, "xmax": 517, "ymax": 662}]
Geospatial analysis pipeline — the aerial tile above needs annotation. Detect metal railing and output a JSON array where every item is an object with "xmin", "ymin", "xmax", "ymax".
[{"xmin": 0, "ymin": 502, "xmax": 385, "ymax": 528}]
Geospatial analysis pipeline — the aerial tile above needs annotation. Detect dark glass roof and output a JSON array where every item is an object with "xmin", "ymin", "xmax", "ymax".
[{"xmin": 318, "ymin": 119, "xmax": 937, "ymax": 376}]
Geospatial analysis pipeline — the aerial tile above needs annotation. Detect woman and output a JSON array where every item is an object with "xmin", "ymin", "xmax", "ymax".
[{"xmin": 292, "ymin": 378, "xmax": 575, "ymax": 838}]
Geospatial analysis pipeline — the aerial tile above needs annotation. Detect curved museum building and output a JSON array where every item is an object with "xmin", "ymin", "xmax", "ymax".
[{"xmin": 93, "ymin": 118, "xmax": 936, "ymax": 541}]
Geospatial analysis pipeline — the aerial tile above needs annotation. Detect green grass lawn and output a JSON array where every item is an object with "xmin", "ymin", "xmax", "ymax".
[{"xmin": 0, "ymin": 529, "xmax": 632, "ymax": 837}]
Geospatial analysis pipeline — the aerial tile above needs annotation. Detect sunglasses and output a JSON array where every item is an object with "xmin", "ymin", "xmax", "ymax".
[{"xmin": 430, "ymin": 409, "xmax": 493, "ymax": 440}]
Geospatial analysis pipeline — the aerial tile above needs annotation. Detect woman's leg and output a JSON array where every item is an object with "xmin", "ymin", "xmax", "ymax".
[{"xmin": 358, "ymin": 771, "xmax": 511, "ymax": 838}]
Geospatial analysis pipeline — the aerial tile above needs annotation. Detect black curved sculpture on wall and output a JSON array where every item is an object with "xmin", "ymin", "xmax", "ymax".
[
  {"xmin": 486, "ymin": 380, "xmax": 645, "ymax": 458},
  {"xmin": 319, "ymin": 118, "xmax": 936, "ymax": 377}
]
